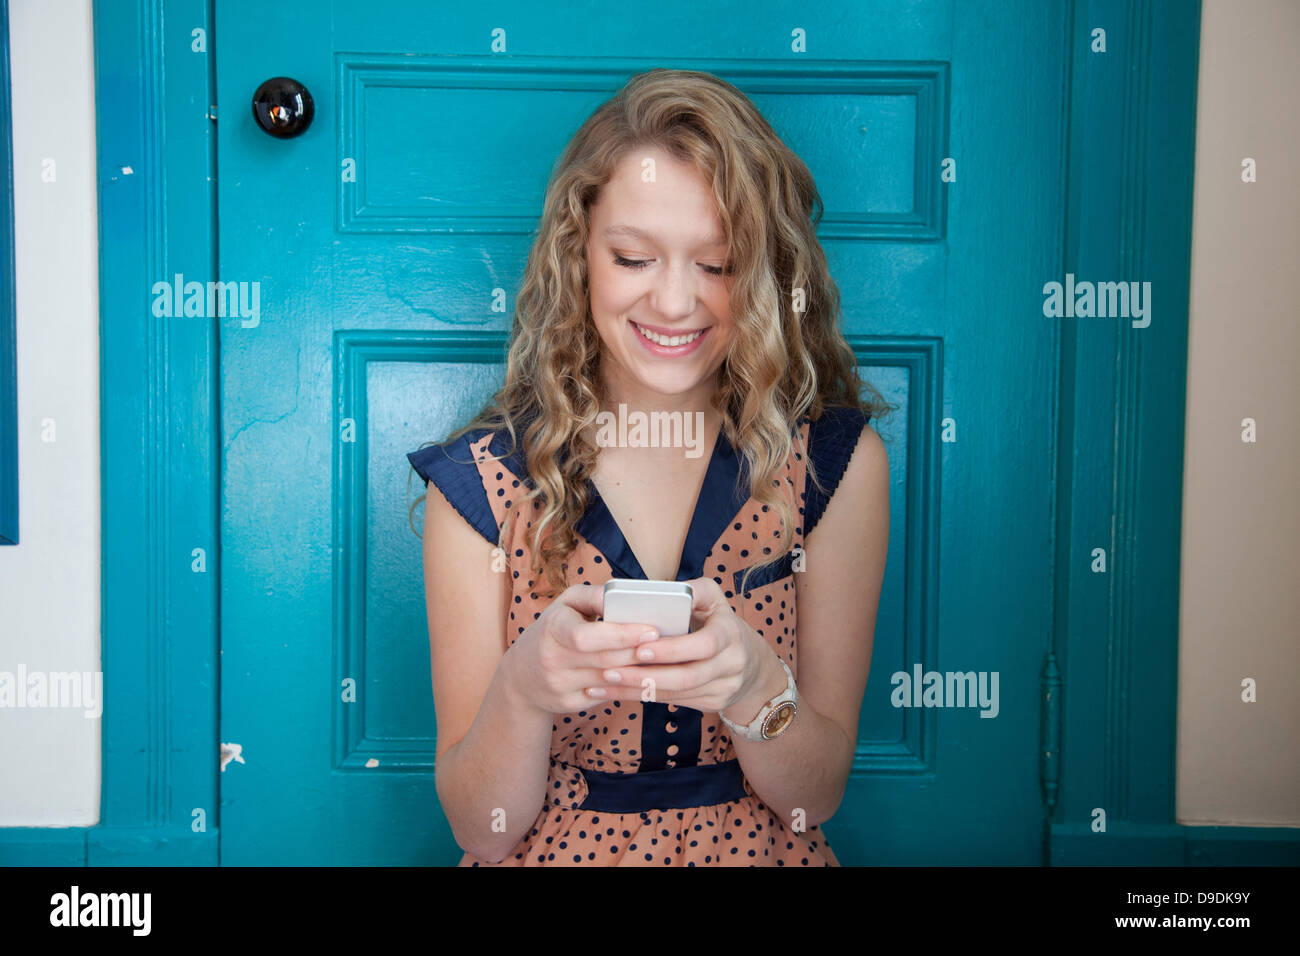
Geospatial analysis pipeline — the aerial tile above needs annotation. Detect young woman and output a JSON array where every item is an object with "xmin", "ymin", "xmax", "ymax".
[{"xmin": 408, "ymin": 69, "xmax": 891, "ymax": 866}]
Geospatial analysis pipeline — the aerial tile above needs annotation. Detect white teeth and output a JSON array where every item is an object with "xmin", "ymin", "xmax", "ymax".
[{"xmin": 634, "ymin": 323, "xmax": 704, "ymax": 347}]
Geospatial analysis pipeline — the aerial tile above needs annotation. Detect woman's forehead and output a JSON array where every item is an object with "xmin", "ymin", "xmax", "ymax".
[{"xmin": 592, "ymin": 161, "xmax": 725, "ymax": 245}]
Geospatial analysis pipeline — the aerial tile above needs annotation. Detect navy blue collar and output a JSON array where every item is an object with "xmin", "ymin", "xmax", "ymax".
[{"xmin": 478, "ymin": 424, "xmax": 753, "ymax": 581}]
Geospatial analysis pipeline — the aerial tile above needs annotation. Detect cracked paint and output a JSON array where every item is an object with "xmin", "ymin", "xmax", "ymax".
[
  {"xmin": 220, "ymin": 742, "xmax": 245, "ymax": 771},
  {"xmin": 222, "ymin": 349, "xmax": 303, "ymax": 455}
]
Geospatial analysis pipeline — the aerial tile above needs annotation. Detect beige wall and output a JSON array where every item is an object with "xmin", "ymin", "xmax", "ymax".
[
  {"xmin": 1176, "ymin": 0, "xmax": 1300, "ymax": 826},
  {"xmin": 0, "ymin": 0, "xmax": 101, "ymax": 826}
]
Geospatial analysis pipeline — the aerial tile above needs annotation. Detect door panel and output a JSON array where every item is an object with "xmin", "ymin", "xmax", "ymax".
[{"xmin": 218, "ymin": 0, "xmax": 1061, "ymax": 864}]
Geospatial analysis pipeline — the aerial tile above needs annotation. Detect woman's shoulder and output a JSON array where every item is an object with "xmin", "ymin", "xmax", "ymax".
[
  {"xmin": 407, "ymin": 424, "xmax": 527, "ymax": 480},
  {"xmin": 406, "ymin": 424, "xmax": 532, "ymax": 546},
  {"xmin": 793, "ymin": 404, "xmax": 873, "ymax": 468},
  {"xmin": 797, "ymin": 404, "xmax": 875, "ymax": 537},
  {"xmin": 801, "ymin": 403, "xmax": 871, "ymax": 436}
]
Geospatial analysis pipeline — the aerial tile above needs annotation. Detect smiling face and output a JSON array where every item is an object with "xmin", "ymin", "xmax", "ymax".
[{"xmin": 585, "ymin": 146, "xmax": 735, "ymax": 409}]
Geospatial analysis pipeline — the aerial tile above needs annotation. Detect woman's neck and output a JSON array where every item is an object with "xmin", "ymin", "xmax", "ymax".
[{"xmin": 596, "ymin": 369, "xmax": 723, "ymax": 461}]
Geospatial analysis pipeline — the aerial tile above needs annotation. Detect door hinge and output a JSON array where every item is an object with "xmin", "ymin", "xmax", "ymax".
[{"xmin": 1040, "ymin": 650, "xmax": 1061, "ymax": 814}]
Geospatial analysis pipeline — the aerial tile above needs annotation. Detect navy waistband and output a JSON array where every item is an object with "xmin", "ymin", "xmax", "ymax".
[{"xmin": 577, "ymin": 759, "xmax": 748, "ymax": 813}]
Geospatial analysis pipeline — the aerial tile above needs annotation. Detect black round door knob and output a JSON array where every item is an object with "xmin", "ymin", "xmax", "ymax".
[{"xmin": 252, "ymin": 77, "xmax": 314, "ymax": 138}]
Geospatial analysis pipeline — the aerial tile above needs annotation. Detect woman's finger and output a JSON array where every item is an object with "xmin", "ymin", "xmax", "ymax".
[
  {"xmin": 600, "ymin": 658, "xmax": 726, "ymax": 696},
  {"xmin": 622, "ymin": 625, "xmax": 727, "ymax": 665},
  {"xmin": 593, "ymin": 678, "xmax": 736, "ymax": 711},
  {"xmin": 556, "ymin": 582, "xmax": 606, "ymax": 619},
  {"xmin": 551, "ymin": 606, "xmax": 657, "ymax": 653}
]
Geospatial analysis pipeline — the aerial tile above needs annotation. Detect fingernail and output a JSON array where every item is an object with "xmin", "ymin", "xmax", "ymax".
[
  {"xmin": 640, "ymin": 630, "xmax": 659, "ymax": 643},
  {"xmin": 587, "ymin": 687, "xmax": 607, "ymax": 698},
  {"xmin": 603, "ymin": 670, "xmax": 621, "ymax": 683},
  {"xmin": 637, "ymin": 647, "xmax": 654, "ymax": 661}
]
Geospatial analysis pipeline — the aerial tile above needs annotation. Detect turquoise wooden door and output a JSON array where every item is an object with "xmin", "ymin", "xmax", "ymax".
[{"xmin": 216, "ymin": 0, "xmax": 1064, "ymax": 864}]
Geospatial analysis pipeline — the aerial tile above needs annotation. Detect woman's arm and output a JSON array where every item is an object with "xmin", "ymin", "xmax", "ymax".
[
  {"xmin": 722, "ymin": 423, "xmax": 890, "ymax": 826},
  {"xmin": 421, "ymin": 484, "xmax": 553, "ymax": 862}
]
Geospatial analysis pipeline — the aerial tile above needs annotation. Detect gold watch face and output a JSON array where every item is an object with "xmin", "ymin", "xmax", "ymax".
[{"xmin": 762, "ymin": 702, "xmax": 796, "ymax": 738}]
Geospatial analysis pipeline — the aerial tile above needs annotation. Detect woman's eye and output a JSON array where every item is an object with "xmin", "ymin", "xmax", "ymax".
[{"xmin": 613, "ymin": 254, "xmax": 730, "ymax": 276}]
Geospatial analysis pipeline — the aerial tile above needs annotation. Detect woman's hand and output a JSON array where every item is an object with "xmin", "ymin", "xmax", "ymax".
[
  {"xmin": 592, "ymin": 577, "xmax": 787, "ymax": 717},
  {"xmin": 504, "ymin": 583, "xmax": 661, "ymax": 716}
]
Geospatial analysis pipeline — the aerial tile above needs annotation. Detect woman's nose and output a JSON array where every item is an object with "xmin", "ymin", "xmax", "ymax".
[{"xmin": 649, "ymin": 263, "xmax": 699, "ymax": 320}]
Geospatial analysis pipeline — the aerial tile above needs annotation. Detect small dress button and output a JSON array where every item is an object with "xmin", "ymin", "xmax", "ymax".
[
  {"xmin": 665, "ymin": 721, "xmax": 677, "ymax": 733},
  {"xmin": 666, "ymin": 744, "xmax": 679, "ymax": 756}
]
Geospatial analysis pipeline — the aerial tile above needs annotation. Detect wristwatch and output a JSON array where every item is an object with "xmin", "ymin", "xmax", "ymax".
[{"xmin": 719, "ymin": 657, "xmax": 798, "ymax": 741}]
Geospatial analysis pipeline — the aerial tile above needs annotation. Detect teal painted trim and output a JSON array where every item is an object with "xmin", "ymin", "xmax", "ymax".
[
  {"xmin": 90, "ymin": 0, "xmax": 218, "ymax": 861},
  {"xmin": 1040, "ymin": 651, "xmax": 1062, "ymax": 813},
  {"xmin": 332, "ymin": 330, "xmax": 510, "ymax": 770},
  {"xmin": 0, "ymin": 828, "xmax": 87, "ymax": 866},
  {"xmin": 1051, "ymin": 0, "xmax": 1240, "ymax": 860},
  {"xmin": 335, "ymin": 54, "xmax": 948, "ymax": 241},
  {"xmin": 0, "ymin": 0, "xmax": 17, "ymax": 545},
  {"xmin": 841, "ymin": 336, "xmax": 942, "ymax": 777},
  {"xmin": 1051, "ymin": 823, "xmax": 1300, "ymax": 866},
  {"xmin": 88, "ymin": 825, "xmax": 218, "ymax": 865},
  {"xmin": 0, "ymin": 826, "xmax": 217, "ymax": 866}
]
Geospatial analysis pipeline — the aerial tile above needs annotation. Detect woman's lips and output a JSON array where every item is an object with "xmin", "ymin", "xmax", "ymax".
[{"xmin": 629, "ymin": 319, "xmax": 710, "ymax": 357}]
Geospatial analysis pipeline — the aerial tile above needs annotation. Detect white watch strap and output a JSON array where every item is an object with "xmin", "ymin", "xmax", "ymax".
[{"xmin": 719, "ymin": 657, "xmax": 796, "ymax": 741}]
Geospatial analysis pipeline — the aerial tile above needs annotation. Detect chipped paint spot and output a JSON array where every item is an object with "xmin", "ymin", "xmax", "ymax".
[
  {"xmin": 365, "ymin": 758, "xmax": 379, "ymax": 768},
  {"xmin": 120, "ymin": 165, "xmax": 134, "ymax": 175},
  {"xmin": 220, "ymin": 742, "xmax": 245, "ymax": 771}
]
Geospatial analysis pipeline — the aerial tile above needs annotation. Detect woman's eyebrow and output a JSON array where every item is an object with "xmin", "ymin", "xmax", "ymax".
[{"xmin": 603, "ymin": 224, "xmax": 727, "ymax": 248}]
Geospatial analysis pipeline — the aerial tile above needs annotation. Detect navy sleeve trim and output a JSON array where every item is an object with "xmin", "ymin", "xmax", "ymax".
[
  {"xmin": 803, "ymin": 405, "xmax": 872, "ymax": 538},
  {"xmin": 407, "ymin": 431, "xmax": 501, "ymax": 547}
]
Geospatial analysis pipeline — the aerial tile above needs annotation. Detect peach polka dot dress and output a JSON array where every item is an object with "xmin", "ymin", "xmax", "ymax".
[{"xmin": 407, "ymin": 405, "xmax": 871, "ymax": 866}]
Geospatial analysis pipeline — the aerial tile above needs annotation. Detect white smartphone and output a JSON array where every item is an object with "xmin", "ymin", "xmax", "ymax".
[{"xmin": 602, "ymin": 579, "xmax": 694, "ymax": 637}]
